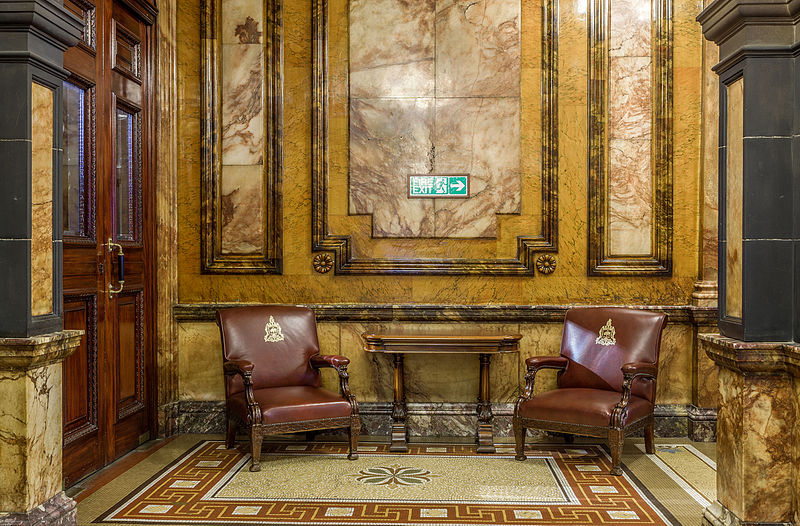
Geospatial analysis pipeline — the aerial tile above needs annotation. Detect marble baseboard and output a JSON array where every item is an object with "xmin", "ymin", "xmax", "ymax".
[
  {"xmin": 175, "ymin": 400, "xmax": 226, "ymax": 434},
  {"xmin": 702, "ymin": 500, "xmax": 792, "ymax": 526},
  {"xmin": 688, "ymin": 406, "xmax": 718, "ymax": 442},
  {"xmin": 0, "ymin": 492, "xmax": 76, "ymax": 526},
  {"xmin": 174, "ymin": 401, "xmax": 715, "ymax": 442}
]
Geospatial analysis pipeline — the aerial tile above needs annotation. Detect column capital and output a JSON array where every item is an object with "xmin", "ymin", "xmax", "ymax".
[
  {"xmin": 698, "ymin": 0, "xmax": 800, "ymax": 65},
  {"xmin": 0, "ymin": 329, "xmax": 83, "ymax": 371}
]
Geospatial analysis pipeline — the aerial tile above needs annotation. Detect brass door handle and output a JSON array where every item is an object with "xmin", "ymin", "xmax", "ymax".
[{"xmin": 105, "ymin": 238, "xmax": 125, "ymax": 298}]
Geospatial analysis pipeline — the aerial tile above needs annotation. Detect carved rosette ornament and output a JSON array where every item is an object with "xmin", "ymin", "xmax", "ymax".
[
  {"xmin": 313, "ymin": 253, "xmax": 334, "ymax": 273},
  {"xmin": 536, "ymin": 254, "xmax": 557, "ymax": 274}
]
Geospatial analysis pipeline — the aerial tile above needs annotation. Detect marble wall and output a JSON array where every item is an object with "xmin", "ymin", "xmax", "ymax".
[
  {"xmin": 30, "ymin": 83, "xmax": 54, "ymax": 317},
  {"xmin": 177, "ymin": 0, "xmax": 703, "ymax": 304},
  {"xmin": 177, "ymin": 319, "xmax": 696, "ymax": 409},
  {"xmin": 173, "ymin": 0, "xmax": 710, "ymax": 432},
  {"xmin": 348, "ymin": 0, "xmax": 521, "ymax": 239}
]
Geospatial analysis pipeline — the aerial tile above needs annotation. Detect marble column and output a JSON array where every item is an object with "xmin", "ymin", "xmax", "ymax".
[
  {"xmin": 698, "ymin": 0, "xmax": 800, "ymax": 524},
  {"xmin": 0, "ymin": 1, "xmax": 83, "ymax": 524}
]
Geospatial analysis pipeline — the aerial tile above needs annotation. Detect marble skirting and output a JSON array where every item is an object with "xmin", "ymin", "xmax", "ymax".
[
  {"xmin": 702, "ymin": 500, "xmax": 792, "ymax": 526},
  {"xmin": 688, "ymin": 405, "xmax": 718, "ymax": 442},
  {"xmin": 0, "ymin": 492, "xmax": 76, "ymax": 526},
  {"xmin": 171, "ymin": 401, "xmax": 714, "ymax": 441}
]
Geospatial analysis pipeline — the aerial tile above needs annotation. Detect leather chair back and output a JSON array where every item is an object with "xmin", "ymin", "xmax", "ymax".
[
  {"xmin": 557, "ymin": 307, "xmax": 667, "ymax": 402},
  {"xmin": 217, "ymin": 306, "xmax": 322, "ymax": 396}
]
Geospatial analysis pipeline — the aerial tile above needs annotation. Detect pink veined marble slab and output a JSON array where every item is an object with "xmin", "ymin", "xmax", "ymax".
[{"xmin": 348, "ymin": 0, "xmax": 521, "ymax": 239}]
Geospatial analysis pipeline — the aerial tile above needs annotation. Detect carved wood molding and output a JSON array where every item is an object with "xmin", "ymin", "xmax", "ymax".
[
  {"xmin": 311, "ymin": 0, "xmax": 559, "ymax": 275},
  {"xmin": 201, "ymin": 0, "xmax": 283, "ymax": 273},
  {"xmin": 588, "ymin": 0, "xmax": 673, "ymax": 275}
]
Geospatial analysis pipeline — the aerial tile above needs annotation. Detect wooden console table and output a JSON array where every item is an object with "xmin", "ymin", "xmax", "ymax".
[{"xmin": 362, "ymin": 333, "xmax": 522, "ymax": 453}]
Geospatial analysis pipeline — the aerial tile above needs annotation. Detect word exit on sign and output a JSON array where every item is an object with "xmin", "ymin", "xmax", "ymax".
[{"xmin": 407, "ymin": 174, "xmax": 470, "ymax": 198}]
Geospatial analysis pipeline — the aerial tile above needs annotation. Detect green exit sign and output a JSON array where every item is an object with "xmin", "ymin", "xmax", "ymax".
[{"xmin": 408, "ymin": 174, "xmax": 470, "ymax": 198}]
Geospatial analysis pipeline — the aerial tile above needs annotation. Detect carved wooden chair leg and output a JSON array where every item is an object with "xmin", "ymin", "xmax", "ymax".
[
  {"xmin": 348, "ymin": 418, "xmax": 360, "ymax": 460},
  {"xmin": 513, "ymin": 419, "xmax": 527, "ymax": 461},
  {"xmin": 225, "ymin": 417, "xmax": 236, "ymax": 449},
  {"xmin": 644, "ymin": 417, "xmax": 655, "ymax": 454},
  {"xmin": 608, "ymin": 428, "xmax": 624, "ymax": 476},
  {"xmin": 249, "ymin": 430, "xmax": 263, "ymax": 472}
]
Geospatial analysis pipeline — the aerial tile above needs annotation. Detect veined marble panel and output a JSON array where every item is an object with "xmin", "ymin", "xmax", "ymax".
[
  {"xmin": 725, "ymin": 78, "xmax": 743, "ymax": 319},
  {"xmin": 221, "ymin": 43, "xmax": 264, "ymax": 166},
  {"xmin": 349, "ymin": 98, "xmax": 435, "ymax": 237},
  {"xmin": 349, "ymin": 0, "xmax": 435, "ymax": 98},
  {"xmin": 348, "ymin": 0, "xmax": 521, "ymax": 239},
  {"xmin": 608, "ymin": 139, "xmax": 653, "ymax": 255},
  {"xmin": 434, "ymin": 97, "xmax": 520, "ymax": 237},
  {"xmin": 606, "ymin": 2, "xmax": 654, "ymax": 258},
  {"xmin": 220, "ymin": 166, "xmax": 264, "ymax": 254},
  {"xmin": 435, "ymin": 0, "xmax": 520, "ymax": 97},
  {"xmin": 31, "ymin": 83, "xmax": 54, "ymax": 317}
]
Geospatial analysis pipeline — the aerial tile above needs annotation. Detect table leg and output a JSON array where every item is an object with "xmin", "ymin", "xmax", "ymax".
[
  {"xmin": 476, "ymin": 353, "xmax": 495, "ymax": 453},
  {"xmin": 390, "ymin": 353, "xmax": 408, "ymax": 452}
]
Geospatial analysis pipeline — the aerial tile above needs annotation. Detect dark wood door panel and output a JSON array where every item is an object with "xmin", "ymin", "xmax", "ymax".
[
  {"xmin": 63, "ymin": 295, "xmax": 98, "ymax": 434},
  {"xmin": 115, "ymin": 289, "xmax": 145, "ymax": 421},
  {"xmin": 62, "ymin": 294, "xmax": 102, "ymax": 487}
]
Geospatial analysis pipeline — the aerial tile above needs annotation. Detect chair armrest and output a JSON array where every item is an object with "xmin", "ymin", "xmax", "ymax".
[
  {"xmin": 621, "ymin": 361, "xmax": 657, "ymax": 378},
  {"xmin": 309, "ymin": 354, "xmax": 358, "ymax": 415},
  {"xmin": 525, "ymin": 356, "xmax": 568, "ymax": 371},
  {"xmin": 223, "ymin": 360, "xmax": 255, "ymax": 377},
  {"xmin": 310, "ymin": 354, "xmax": 350, "ymax": 369},
  {"xmin": 222, "ymin": 360, "xmax": 261, "ymax": 425},
  {"xmin": 612, "ymin": 362, "xmax": 657, "ymax": 428},
  {"xmin": 515, "ymin": 356, "xmax": 568, "ymax": 414}
]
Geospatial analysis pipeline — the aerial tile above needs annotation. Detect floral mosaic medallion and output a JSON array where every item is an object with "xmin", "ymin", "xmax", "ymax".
[{"xmin": 351, "ymin": 464, "xmax": 438, "ymax": 488}]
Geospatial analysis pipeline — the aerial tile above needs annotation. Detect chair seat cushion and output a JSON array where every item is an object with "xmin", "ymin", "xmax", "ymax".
[
  {"xmin": 228, "ymin": 386, "xmax": 352, "ymax": 425},
  {"xmin": 517, "ymin": 388, "xmax": 652, "ymax": 428}
]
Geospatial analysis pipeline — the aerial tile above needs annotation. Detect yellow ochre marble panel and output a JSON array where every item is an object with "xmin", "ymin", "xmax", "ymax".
[
  {"xmin": 30, "ymin": 83, "xmax": 53, "ymax": 317},
  {"xmin": 725, "ymin": 78, "xmax": 744, "ymax": 319},
  {"xmin": 178, "ymin": 323, "xmax": 224, "ymax": 401}
]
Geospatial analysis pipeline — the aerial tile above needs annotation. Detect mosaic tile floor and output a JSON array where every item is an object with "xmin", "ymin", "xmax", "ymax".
[{"xmin": 75, "ymin": 435, "xmax": 716, "ymax": 526}]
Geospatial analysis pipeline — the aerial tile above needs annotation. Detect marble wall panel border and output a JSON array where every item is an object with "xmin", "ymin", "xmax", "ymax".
[
  {"xmin": 588, "ymin": 0, "xmax": 673, "ymax": 276},
  {"xmin": 173, "ymin": 302, "xmax": 717, "ymax": 324},
  {"xmin": 200, "ymin": 0, "xmax": 283, "ymax": 273},
  {"xmin": 311, "ymin": 0, "xmax": 558, "ymax": 275}
]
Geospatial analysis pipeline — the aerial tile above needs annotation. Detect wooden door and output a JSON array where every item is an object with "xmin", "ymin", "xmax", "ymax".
[{"xmin": 61, "ymin": 0, "xmax": 155, "ymax": 487}]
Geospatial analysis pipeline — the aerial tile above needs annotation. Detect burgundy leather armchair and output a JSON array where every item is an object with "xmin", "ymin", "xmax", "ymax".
[
  {"xmin": 513, "ymin": 307, "xmax": 667, "ymax": 475},
  {"xmin": 217, "ymin": 306, "xmax": 360, "ymax": 471}
]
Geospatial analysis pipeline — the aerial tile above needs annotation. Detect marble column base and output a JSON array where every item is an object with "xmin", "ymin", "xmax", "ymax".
[
  {"xmin": 700, "ymin": 334, "xmax": 799, "ymax": 524},
  {"xmin": 0, "ymin": 493, "xmax": 76, "ymax": 526},
  {"xmin": 0, "ymin": 331, "xmax": 81, "ymax": 516},
  {"xmin": 702, "ymin": 500, "xmax": 791, "ymax": 526}
]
